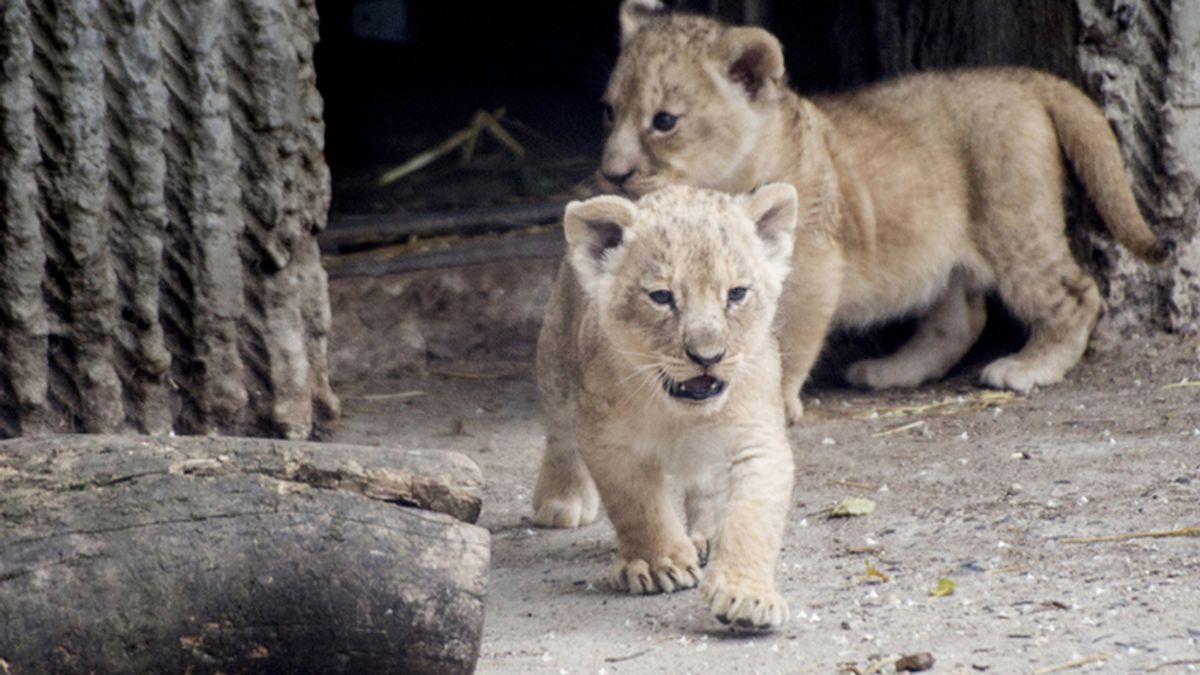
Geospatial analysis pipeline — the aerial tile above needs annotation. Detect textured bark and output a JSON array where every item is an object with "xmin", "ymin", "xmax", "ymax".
[
  {"xmin": 0, "ymin": 0, "xmax": 337, "ymax": 439},
  {"xmin": 0, "ymin": 435, "xmax": 488, "ymax": 675},
  {"xmin": 816, "ymin": 0, "xmax": 1200, "ymax": 334},
  {"xmin": 1075, "ymin": 0, "xmax": 1200, "ymax": 333},
  {"xmin": 0, "ymin": 1, "xmax": 48, "ymax": 439}
]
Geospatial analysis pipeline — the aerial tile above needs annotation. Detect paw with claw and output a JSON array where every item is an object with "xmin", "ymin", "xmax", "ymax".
[
  {"xmin": 610, "ymin": 545, "xmax": 702, "ymax": 595},
  {"xmin": 702, "ymin": 565, "xmax": 788, "ymax": 629}
]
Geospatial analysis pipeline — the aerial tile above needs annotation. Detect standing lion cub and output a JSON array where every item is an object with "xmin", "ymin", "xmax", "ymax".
[
  {"xmin": 601, "ymin": 0, "xmax": 1170, "ymax": 424},
  {"xmin": 534, "ymin": 183, "xmax": 798, "ymax": 628}
]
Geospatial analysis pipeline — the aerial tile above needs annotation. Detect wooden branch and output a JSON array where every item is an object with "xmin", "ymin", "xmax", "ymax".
[
  {"xmin": 324, "ymin": 229, "xmax": 565, "ymax": 278},
  {"xmin": 319, "ymin": 202, "xmax": 567, "ymax": 253}
]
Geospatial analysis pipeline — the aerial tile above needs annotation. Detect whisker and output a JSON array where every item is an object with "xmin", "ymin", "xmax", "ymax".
[
  {"xmin": 619, "ymin": 367, "xmax": 660, "ymax": 408},
  {"xmin": 615, "ymin": 348, "xmax": 658, "ymax": 362},
  {"xmin": 615, "ymin": 361, "xmax": 661, "ymax": 387}
]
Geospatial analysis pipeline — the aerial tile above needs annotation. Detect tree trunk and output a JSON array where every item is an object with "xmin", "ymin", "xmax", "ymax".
[
  {"xmin": 0, "ymin": 0, "xmax": 338, "ymax": 439},
  {"xmin": 1073, "ymin": 0, "xmax": 1200, "ymax": 333},
  {"xmin": 0, "ymin": 436, "xmax": 489, "ymax": 675}
]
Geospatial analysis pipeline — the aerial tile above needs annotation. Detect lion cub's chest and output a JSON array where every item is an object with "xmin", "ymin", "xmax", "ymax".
[{"xmin": 614, "ymin": 413, "xmax": 733, "ymax": 479}]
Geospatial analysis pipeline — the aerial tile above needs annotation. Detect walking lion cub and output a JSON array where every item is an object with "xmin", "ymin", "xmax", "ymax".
[
  {"xmin": 601, "ymin": 1, "xmax": 1170, "ymax": 424},
  {"xmin": 534, "ymin": 184, "xmax": 798, "ymax": 628}
]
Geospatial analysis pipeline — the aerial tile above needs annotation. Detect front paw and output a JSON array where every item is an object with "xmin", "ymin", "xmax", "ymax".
[
  {"xmin": 784, "ymin": 393, "xmax": 804, "ymax": 426},
  {"xmin": 533, "ymin": 477, "xmax": 600, "ymax": 529},
  {"xmin": 845, "ymin": 358, "xmax": 878, "ymax": 388},
  {"xmin": 980, "ymin": 356, "xmax": 1060, "ymax": 393},
  {"xmin": 533, "ymin": 494, "xmax": 598, "ymax": 529},
  {"xmin": 846, "ymin": 357, "xmax": 928, "ymax": 389},
  {"xmin": 610, "ymin": 548, "xmax": 702, "ymax": 595},
  {"xmin": 703, "ymin": 566, "xmax": 788, "ymax": 629}
]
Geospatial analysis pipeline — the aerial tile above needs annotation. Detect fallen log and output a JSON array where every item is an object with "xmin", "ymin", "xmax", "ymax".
[{"xmin": 0, "ymin": 435, "xmax": 489, "ymax": 675}]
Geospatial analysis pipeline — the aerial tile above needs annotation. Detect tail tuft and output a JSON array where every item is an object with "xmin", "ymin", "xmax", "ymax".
[{"xmin": 1143, "ymin": 238, "xmax": 1174, "ymax": 264}]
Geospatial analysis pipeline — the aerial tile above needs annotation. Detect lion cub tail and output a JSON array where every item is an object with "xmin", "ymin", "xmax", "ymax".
[{"xmin": 1030, "ymin": 73, "xmax": 1171, "ymax": 264}]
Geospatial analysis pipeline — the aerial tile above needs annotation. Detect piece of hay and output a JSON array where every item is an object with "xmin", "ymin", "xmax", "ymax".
[
  {"xmin": 871, "ymin": 420, "xmax": 926, "ymax": 438},
  {"xmin": 347, "ymin": 391, "xmax": 425, "ymax": 402},
  {"xmin": 811, "ymin": 390, "xmax": 1020, "ymax": 421},
  {"xmin": 853, "ymin": 560, "xmax": 890, "ymax": 584},
  {"xmin": 429, "ymin": 366, "xmax": 529, "ymax": 380},
  {"xmin": 1062, "ymin": 527, "xmax": 1200, "ymax": 544},
  {"xmin": 377, "ymin": 108, "xmax": 526, "ymax": 186}
]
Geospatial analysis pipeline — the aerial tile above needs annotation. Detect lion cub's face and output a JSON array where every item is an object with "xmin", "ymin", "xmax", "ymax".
[
  {"xmin": 598, "ymin": 2, "xmax": 787, "ymax": 196},
  {"xmin": 565, "ymin": 184, "xmax": 798, "ymax": 413}
]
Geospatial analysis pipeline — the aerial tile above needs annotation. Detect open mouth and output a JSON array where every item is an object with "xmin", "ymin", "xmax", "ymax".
[{"xmin": 661, "ymin": 373, "xmax": 727, "ymax": 401}]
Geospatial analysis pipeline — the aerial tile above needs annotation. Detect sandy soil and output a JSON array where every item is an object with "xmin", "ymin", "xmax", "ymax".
[{"xmin": 328, "ymin": 267, "xmax": 1199, "ymax": 675}]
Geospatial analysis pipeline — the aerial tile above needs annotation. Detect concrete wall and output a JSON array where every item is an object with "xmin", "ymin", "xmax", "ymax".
[{"xmin": 0, "ymin": 0, "xmax": 337, "ymax": 438}]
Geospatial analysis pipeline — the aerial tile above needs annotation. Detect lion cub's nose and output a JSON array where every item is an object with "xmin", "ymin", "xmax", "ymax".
[
  {"xmin": 601, "ymin": 168, "xmax": 635, "ymax": 188},
  {"xmin": 686, "ymin": 349, "xmax": 725, "ymax": 368}
]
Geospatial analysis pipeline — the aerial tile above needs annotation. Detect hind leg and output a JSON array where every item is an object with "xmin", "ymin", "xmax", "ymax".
[
  {"xmin": 976, "ymin": 183, "xmax": 1101, "ymax": 392},
  {"xmin": 532, "ymin": 429, "xmax": 600, "ymax": 528},
  {"xmin": 981, "ymin": 261, "xmax": 1100, "ymax": 392},
  {"xmin": 846, "ymin": 269, "xmax": 987, "ymax": 389},
  {"xmin": 776, "ymin": 241, "xmax": 843, "ymax": 424}
]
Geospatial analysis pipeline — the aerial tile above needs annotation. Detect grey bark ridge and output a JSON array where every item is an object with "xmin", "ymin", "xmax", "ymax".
[
  {"xmin": 0, "ymin": 0, "xmax": 49, "ymax": 437},
  {"xmin": 0, "ymin": 0, "xmax": 337, "ymax": 439},
  {"xmin": 0, "ymin": 435, "xmax": 489, "ymax": 674}
]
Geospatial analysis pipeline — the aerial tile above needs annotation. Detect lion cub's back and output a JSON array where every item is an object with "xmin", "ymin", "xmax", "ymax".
[{"xmin": 814, "ymin": 67, "xmax": 1062, "ymax": 166}]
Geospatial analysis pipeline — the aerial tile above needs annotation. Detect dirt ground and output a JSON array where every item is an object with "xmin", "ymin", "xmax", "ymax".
[{"xmin": 327, "ymin": 263, "xmax": 1199, "ymax": 675}]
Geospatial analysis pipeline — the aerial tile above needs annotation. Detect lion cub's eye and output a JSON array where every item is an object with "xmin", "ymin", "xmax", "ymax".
[
  {"xmin": 728, "ymin": 287, "xmax": 749, "ymax": 304},
  {"xmin": 651, "ymin": 112, "xmax": 677, "ymax": 132},
  {"xmin": 602, "ymin": 103, "xmax": 615, "ymax": 124},
  {"xmin": 648, "ymin": 289, "xmax": 674, "ymax": 306}
]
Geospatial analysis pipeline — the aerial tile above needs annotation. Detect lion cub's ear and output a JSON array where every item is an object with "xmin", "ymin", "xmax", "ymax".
[
  {"xmin": 742, "ymin": 182, "xmax": 798, "ymax": 269},
  {"xmin": 619, "ymin": 0, "xmax": 667, "ymax": 45},
  {"xmin": 715, "ymin": 27, "xmax": 786, "ymax": 101},
  {"xmin": 564, "ymin": 195, "xmax": 638, "ymax": 291}
]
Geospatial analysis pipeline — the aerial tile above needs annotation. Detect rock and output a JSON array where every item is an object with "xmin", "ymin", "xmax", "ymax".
[{"xmin": 895, "ymin": 651, "xmax": 936, "ymax": 672}]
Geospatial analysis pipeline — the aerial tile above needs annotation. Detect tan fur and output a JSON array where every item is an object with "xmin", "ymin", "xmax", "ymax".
[
  {"xmin": 602, "ymin": 2, "xmax": 1169, "ymax": 424},
  {"xmin": 533, "ymin": 184, "xmax": 798, "ymax": 629}
]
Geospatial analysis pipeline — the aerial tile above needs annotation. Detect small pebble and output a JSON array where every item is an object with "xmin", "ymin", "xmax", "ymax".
[{"xmin": 896, "ymin": 652, "xmax": 936, "ymax": 672}]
